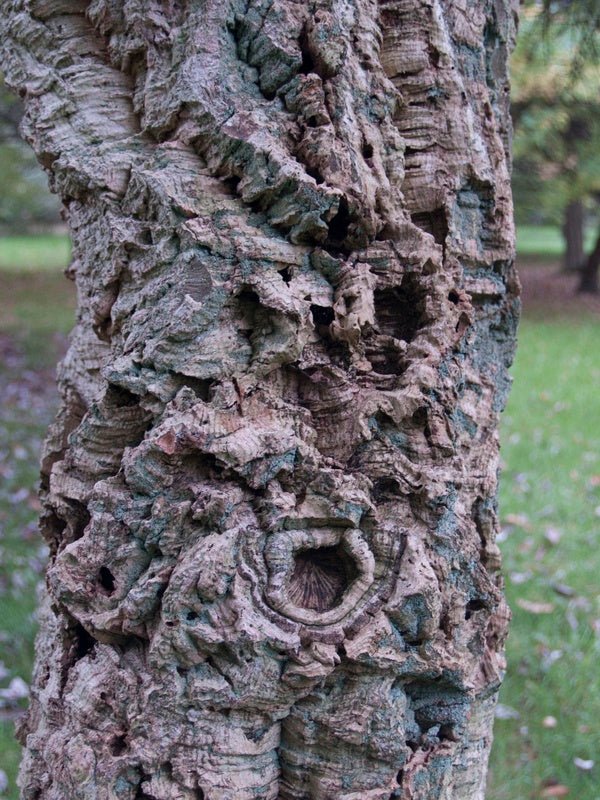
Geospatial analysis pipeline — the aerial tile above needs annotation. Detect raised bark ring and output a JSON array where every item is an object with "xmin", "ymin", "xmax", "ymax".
[{"xmin": 263, "ymin": 528, "xmax": 375, "ymax": 625}]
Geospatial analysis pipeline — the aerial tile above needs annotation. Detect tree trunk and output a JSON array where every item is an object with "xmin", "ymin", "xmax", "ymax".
[
  {"xmin": 2, "ymin": 1, "xmax": 519, "ymax": 798},
  {"xmin": 578, "ymin": 227, "xmax": 600, "ymax": 293},
  {"xmin": 563, "ymin": 199, "xmax": 585, "ymax": 271}
]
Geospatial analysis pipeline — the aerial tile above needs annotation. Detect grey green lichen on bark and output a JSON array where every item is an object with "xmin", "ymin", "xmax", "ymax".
[{"xmin": 1, "ymin": 1, "xmax": 520, "ymax": 798}]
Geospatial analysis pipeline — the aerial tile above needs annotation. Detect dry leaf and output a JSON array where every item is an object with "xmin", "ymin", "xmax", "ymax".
[
  {"xmin": 517, "ymin": 599, "xmax": 555, "ymax": 614},
  {"xmin": 542, "ymin": 716, "xmax": 557, "ymax": 729},
  {"xmin": 495, "ymin": 703, "xmax": 520, "ymax": 720},
  {"xmin": 540, "ymin": 786, "xmax": 570, "ymax": 798},
  {"xmin": 551, "ymin": 583, "xmax": 575, "ymax": 598},
  {"xmin": 544, "ymin": 526, "xmax": 562, "ymax": 545},
  {"xmin": 504, "ymin": 513, "xmax": 532, "ymax": 529},
  {"xmin": 573, "ymin": 757, "xmax": 594, "ymax": 771}
]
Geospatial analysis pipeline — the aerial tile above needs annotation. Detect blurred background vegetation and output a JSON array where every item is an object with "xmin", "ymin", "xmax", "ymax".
[
  {"xmin": 0, "ymin": 3, "xmax": 599, "ymax": 799},
  {"xmin": 0, "ymin": 79, "xmax": 61, "ymax": 234}
]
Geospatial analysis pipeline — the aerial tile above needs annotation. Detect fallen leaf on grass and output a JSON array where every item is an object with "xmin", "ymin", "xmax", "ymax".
[
  {"xmin": 542, "ymin": 716, "xmax": 557, "ymax": 728},
  {"xmin": 551, "ymin": 583, "xmax": 575, "ymax": 598},
  {"xmin": 504, "ymin": 513, "xmax": 532, "ymax": 530},
  {"xmin": 495, "ymin": 703, "xmax": 520, "ymax": 720},
  {"xmin": 573, "ymin": 757, "xmax": 594, "ymax": 771},
  {"xmin": 27, "ymin": 495, "xmax": 41, "ymax": 512},
  {"xmin": 517, "ymin": 599, "xmax": 555, "ymax": 614},
  {"xmin": 510, "ymin": 571, "xmax": 532, "ymax": 585},
  {"xmin": 544, "ymin": 526, "xmax": 562, "ymax": 546},
  {"xmin": 518, "ymin": 537, "xmax": 535, "ymax": 554},
  {"xmin": 0, "ymin": 676, "xmax": 29, "ymax": 708},
  {"xmin": 540, "ymin": 785, "xmax": 570, "ymax": 798}
]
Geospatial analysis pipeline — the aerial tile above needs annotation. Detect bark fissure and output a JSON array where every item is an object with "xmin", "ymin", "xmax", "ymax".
[{"xmin": 2, "ymin": 0, "xmax": 519, "ymax": 798}]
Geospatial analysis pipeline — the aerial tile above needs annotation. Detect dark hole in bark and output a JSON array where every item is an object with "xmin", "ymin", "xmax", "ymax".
[
  {"xmin": 152, "ymin": 583, "xmax": 165, "ymax": 607},
  {"xmin": 186, "ymin": 610, "xmax": 199, "ymax": 621},
  {"xmin": 99, "ymin": 566, "xmax": 116, "ymax": 594},
  {"xmin": 327, "ymin": 197, "xmax": 351, "ymax": 246},
  {"xmin": 261, "ymin": 85, "xmax": 277, "ymax": 101},
  {"xmin": 110, "ymin": 734, "xmax": 128, "ymax": 756},
  {"xmin": 288, "ymin": 544, "xmax": 358, "ymax": 612},
  {"xmin": 455, "ymin": 311, "xmax": 470, "ymax": 335},
  {"xmin": 310, "ymin": 304, "xmax": 334, "ymax": 327},
  {"xmin": 177, "ymin": 665, "xmax": 189, "ymax": 677},
  {"xmin": 300, "ymin": 43, "xmax": 315, "ymax": 74},
  {"xmin": 325, "ymin": 340, "xmax": 352, "ymax": 370},
  {"xmin": 238, "ymin": 288, "xmax": 260, "ymax": 305},
  {"xmin": 173, "ymin": 374, "xmax": 215, "ymax": 401},
  {"xmin": 439, "ymin": 723, "xmax": 458, "ymax": 741},
  {"xmin": 305, "ymin": 165, "xmax": 324, "ymax": 183},
  {"xmin": 448, "ymin": 290, "xmax": 460, "ymax": 305},
  {"xmin": 411, "ymin": 208, "xmax": 448, "ymax": 246},
  {"xmin": 396, "ymin": 769, "xmax": 404, "ymax": 784},
  {"xmin": 180, "ymin": 452, "xmax": 221, "ymax": 482},
  {"xmin": 362, "ymin": 142, "xmax": 374, "ymax": 159},
  {"xmin": 305, "ymin": 115, "xmax": 320, "ymax": 128},
  {"xmin": 279, "ymin": 266, "xmax": 292, "ymax": 284},
  {"xmin": 106, "ymin": 384, "xmax": 139, "ymax": 407},
  {"xmin": 401, "ymin": 630, "xmax": 425, "ymax": 647},
  {"xmin": 95, "ymin": 317, "xmax": 113, "ymax": 343},
  {"xmin": 40, "ymin": 510, "xmax": 67, "ymax": 552},
  {"xmin": 371, "ymin": 274, "xmax": 425, "ymax": 371},
  {"xmin": 465, "ymin": 598, "xmax": 487, "ymax": 620},
  {"xmin": 439, "ymin": 611, "xmax": 452, "ymax": 636},
  {"xmin": 372, "ymin": 477, "xmax": 400, "ymax": 502},
  {"xmin": 73, "ymin": 623, "xmax": 97, "ymax": 661},
  {"xmin": 222, "ymin": 175, "xmax": 240, "ymax": 193},
  {"xmin": 65, "ymin": 500, "xmax": 92, "ymax": 542},
  {"xmin": 411, "ymin": 406, "xmax": 433, "ymax": 448}
]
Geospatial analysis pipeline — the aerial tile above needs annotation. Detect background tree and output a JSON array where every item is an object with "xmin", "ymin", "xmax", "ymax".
[
  {"xmin": 0, "ymin": 2, "xmax": 519, "ymax": 799},
  {"xmin": 511, "ymin": 3, "xmax": 600, "ymax": 290}
]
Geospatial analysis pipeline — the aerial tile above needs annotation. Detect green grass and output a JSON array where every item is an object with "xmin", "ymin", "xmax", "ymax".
[
  {"xmin": 488, "ymin": 320, "xmax": 600, "ymax": 799},
  {"xmin": 0, "ymin": 234, "xmax": 70, "ymax": 272},
  {"xmin": 0, "ymin": 238, "xmax": 599, "ymax": 798},
  {"xmin": 516, "ymin": 224, "xmax": 597, "ymax": 258}
]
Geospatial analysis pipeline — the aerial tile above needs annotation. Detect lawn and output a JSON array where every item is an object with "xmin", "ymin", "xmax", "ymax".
[
  {"xmin": 0, "ymin": 234, "xmax": 70, "ymax": 273},
  {"xmin": 516, "ymin": 224, "xmax": 598, "ymax": 259},
  {"xmin": 487, "ymin": 319, "xmax": 600, "ymax": 799},
  {"xmin": 0, "ymin": 232, "xmax": 598, "ymax": 798}
]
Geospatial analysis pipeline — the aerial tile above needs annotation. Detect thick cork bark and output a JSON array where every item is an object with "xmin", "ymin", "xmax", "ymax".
[{"xmin": 1, "ymin": 1, "xmax": 519, "ymax": 798}]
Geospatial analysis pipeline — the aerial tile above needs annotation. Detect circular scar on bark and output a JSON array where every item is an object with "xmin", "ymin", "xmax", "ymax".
[
  {"xmin": 264, "ymin": 528, "xmax": 375, "ymax": 626},
  {"xmin": 289, "ymin": 544, "xmax": 359, "ymax": 612}
]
